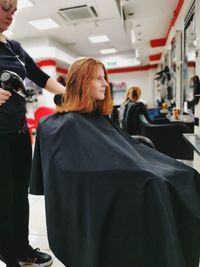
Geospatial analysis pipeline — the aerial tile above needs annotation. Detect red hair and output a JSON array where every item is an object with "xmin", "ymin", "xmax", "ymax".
[{"xmin": 56, "ymin": 57, "xmax": 113, "ymax": 115}]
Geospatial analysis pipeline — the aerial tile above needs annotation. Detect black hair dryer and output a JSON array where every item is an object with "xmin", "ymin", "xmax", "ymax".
[
  {"xmin": 0, "ymin": 70, "xmax": 31, "ymax": 100},
  {"xmin": 54, "ymin": 93, "xmax": 63, "ymax": 106}
]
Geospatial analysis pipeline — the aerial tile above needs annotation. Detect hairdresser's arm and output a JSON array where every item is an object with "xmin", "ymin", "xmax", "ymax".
[
  {"xmin": 0, "ymin": 88, "xmax": 12, "ymax": 106},
  {"xmin": 45, "ymin": 77, "xmax": 65, "ymax": 94},
  {"xmin": 22, "ymin": 46, "xmax": 66, "ymax": 95}
]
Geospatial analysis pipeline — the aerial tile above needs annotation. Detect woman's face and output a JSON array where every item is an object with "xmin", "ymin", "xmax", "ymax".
[
  {"xmin": 90, "ymin": 66, "xmax": 108, "ymax": 100},
  {"xmin": 0, "ymin": 0, "xmax": 17, "ymax": 33}
]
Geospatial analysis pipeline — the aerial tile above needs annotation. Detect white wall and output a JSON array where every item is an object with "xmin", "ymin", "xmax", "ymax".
[
  {"xmin": 108, "ymin": 68, "xmax": 157, "ymax": 108},
  {"xmin": 26, "ymin": 65, "xmax": 57, "ymax": 119}
]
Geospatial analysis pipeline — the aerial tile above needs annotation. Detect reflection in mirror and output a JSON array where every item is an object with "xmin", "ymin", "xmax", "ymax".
[
  {"xmin": 153, "ymin": 64, "xmax": 175, "ymax": 112},
  {"xmin": 169, "ymin": 37, "xmax": 177, "ymax": 106},
  {"xmin": 183, "ymin": 2, "xmax": 196, "ymax": 114},
  {"xmin": 194, "ymin": 75, "xmax": 200, "ymax": 105}
]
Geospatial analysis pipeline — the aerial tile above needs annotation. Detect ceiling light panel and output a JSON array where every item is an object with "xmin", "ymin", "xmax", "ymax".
[
  {"xmin": 89, "ymin": 35, "xmax": 109, "ymax": 43},
  {"xmin": 100, "ymin": 48, "xmax": 117, "ymax": 54},
  {"xmin": 18, "ymin": 0, "xmax": 34, "ymax": 10},
  {"xmin": 28, "ymin": 18, "xmax": 60, "ymax": 30},
  {"xmin": 131, "ymin": 29, "xmax": 136, "ymax": 43}
]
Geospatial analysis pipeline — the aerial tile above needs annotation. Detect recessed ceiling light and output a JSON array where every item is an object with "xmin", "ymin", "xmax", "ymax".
[
  {"xmin": 18, "ymin": 0, "xmax": 34, "ymax": 10},
  {"xmin": 135, "ymin": 48, "xmax": 139, "ymax": 58},
  {"xmin": 131, "ymin": 29, "xmax": 136, "ymax": 43},
  {"xmin": 28, "ymin": 18, "xmax": 60, "ymax": 30},
  {"xmin": 100, "ymin": 48, "xmax": 116, "ymax": 54},
  {"xmin": 88, "ymin": 35, "xmax": 110, "ymax": 43}
]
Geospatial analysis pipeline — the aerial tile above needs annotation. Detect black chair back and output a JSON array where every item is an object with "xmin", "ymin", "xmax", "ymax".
[
  {"xmin": 122, "ymin": 102, "xmax": 146, "ymax": 135},
  {"xmin": 138, "ymin": 114, "xmax": 194, "ymax": 160}
]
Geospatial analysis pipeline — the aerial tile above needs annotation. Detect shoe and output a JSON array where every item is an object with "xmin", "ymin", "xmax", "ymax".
[{"xmin": 18, "ymin": 246, "xmax": 53, "ymax": 267}]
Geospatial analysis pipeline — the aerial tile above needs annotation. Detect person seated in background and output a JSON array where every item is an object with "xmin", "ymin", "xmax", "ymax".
[
  {"xmin": 119, "ymin": 86, "xmax": 142, "ymax": 125},
  {"xmin": 121, "ymin": 86, "xmax": 169, "ymax": 135},
  {"xmin": 30, "ymin": 57, "xmax": 200, "ymax": 267}
]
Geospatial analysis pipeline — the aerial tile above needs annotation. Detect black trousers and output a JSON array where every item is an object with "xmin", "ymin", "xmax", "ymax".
[{"xmin": 0, "ymin": 130, "xmax": 32, "ymax": 265}]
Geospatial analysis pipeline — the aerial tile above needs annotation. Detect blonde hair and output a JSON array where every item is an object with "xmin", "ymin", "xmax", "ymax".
[
  {"xmin": 56, "ymin": 57, "xmax": 113, "ymax": 115},
  {"xmin": 0, "ymin": 0, "xmax": 17, "ymax": 9},
  {"xmin": 0, "ymin": 0, "xmax": 17, "ymax": 6},
  {"xmin": 122, "ymin": 86, "xmax": 141, "ymax": 104}
]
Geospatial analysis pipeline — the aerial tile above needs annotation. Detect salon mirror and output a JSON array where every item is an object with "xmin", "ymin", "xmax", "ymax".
[{"xmin": 183, "ymin": 4, "xmax": 196, "ymax": 114}]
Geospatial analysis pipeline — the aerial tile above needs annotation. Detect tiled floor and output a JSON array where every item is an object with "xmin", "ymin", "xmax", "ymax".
[{"xmin": 0, "ymin": 195, "xmax": 64, "ymax": 267}]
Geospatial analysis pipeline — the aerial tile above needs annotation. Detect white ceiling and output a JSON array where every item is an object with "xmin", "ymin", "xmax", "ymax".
[{"xmin": 10, "ymin": 0, "xmax": 179, "ymax": 68}]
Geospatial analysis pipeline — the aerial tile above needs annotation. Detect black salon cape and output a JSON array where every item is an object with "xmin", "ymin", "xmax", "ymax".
[{"xmin": 30, "ymin": 112, "xmax": 200, "ymax": 267}]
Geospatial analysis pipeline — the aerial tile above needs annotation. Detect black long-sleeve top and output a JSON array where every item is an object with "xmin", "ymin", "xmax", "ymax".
[{"xmin": 0, "ymin": 39, "xmax": 50, "ymax": 133}]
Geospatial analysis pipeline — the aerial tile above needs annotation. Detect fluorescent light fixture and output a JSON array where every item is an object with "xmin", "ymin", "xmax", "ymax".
[
  {"xmin": 135, "ymin": 48, "xmax": 139, "ymax": 58},
  {"xmin": 102, "ymin": 57, "xmax": 141, "ymax": 69},
  {"xmin": 18, "ymin": 0, "xmax": 34, "ymax": 9},
  {"xmin": 28, "ymin": 18, "xmax": 60, "ymax": 30},
  {"xmin": 131, "ymin": 29, "xmax": 136, "ymax": 43},
  {"xmin": 100, "ymin": 48, "xmax": 116, "ymax": 54},
  {"xmin": 88, "ymin": 35, "xmax": 109, "ymax": 43}
]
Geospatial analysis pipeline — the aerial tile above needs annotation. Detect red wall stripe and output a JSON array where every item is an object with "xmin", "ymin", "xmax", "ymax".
[
  {"xmin": 56, "ymin": 67, "xmax": 68, "ymax": 75},
  {"xmin": 36, "ymin": 59, "xmax": 158, "ymax": 74},
  {"xmin": 149, "ymin": 0, "xmax": 184, "ymax": 60},
  {"xmin": 37, "ymin": 59, "xmax": 56, "ymax": 67},
  {"xmin": 107, "ymin": 64, "xmax": 158, "ymax": 74},
  {"xmin": 150, "ymin": 38, "xmax": 167, "ymax": 48},
  {"xmin": 166, "ymin": 0, "xmax": 184, "ymax": 38},
  {"xmin": 149, "ymin": 53, "xmax": 162, "ymax": 61},
  {"xmin": 188, "ymin": 61, "xmax": 196, "ymax": 67}
]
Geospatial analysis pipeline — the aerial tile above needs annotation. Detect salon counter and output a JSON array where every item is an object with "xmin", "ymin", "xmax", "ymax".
[
  {"xmin": 166, "ymin": 114, "xmax": 194, "ymax": 123},
  {"xmin": 183, "ymin": 133, "xmax": 200, "ymax": 155}
]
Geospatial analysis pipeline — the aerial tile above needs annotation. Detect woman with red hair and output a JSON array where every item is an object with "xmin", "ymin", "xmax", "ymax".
[
  {"xmin": 56, "ymin": 57, "xmax": 112, "ymax": 114},
  {"xmin": 31, "ymin": 57, "xmax": 200, "ymax": 267}
]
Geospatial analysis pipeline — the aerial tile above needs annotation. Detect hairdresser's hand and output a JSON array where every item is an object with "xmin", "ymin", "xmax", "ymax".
[{"xmin": 0, "ymin": 88, "xmax": 12, "ymax": 106}]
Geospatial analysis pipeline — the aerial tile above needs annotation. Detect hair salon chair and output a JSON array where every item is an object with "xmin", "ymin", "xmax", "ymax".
[
  {"xmin": 34, "ymin": 106, "xmax": 55, "ymax": 126},
  {"xmin": 138, "ymin": 114, "xmax": 193, "ymax": 160},
  {"xmin": 122, "ymin": 101, "xmax": 169, "ymax": 135}
]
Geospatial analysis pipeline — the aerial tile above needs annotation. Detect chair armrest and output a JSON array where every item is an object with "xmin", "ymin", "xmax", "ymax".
[
  {"xmin": 152, "ymin": 117, "xmax": 170, "ymax": 124},
  {"xmin": 131, "ymin": 135, "xmax": 155, "ymax": 149}
]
